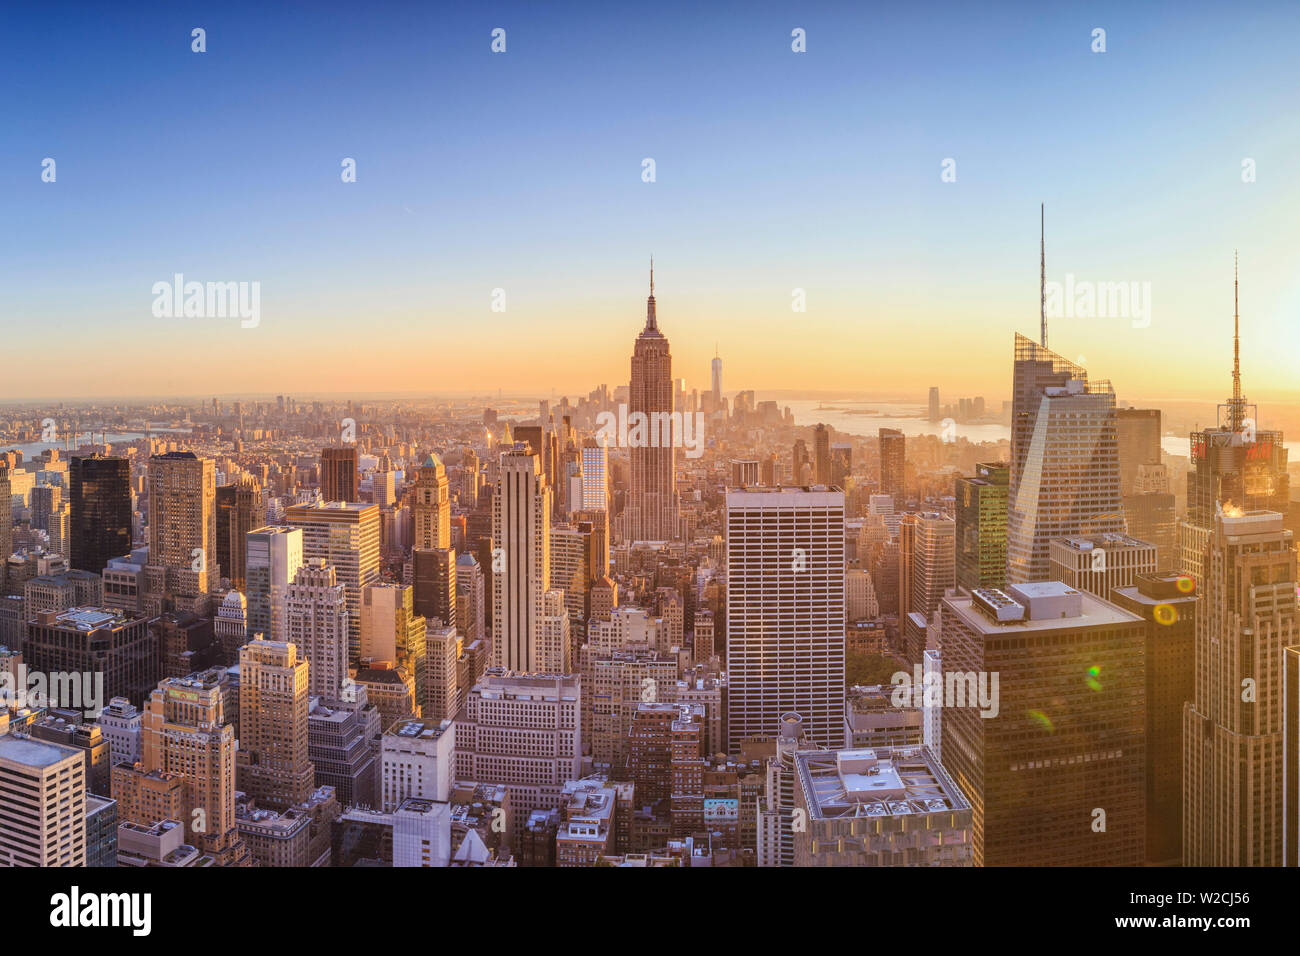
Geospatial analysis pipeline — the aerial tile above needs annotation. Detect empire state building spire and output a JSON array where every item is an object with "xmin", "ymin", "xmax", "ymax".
[
  {"xmin": 1228, "ymin": 250, "xmax": 1247, "ymax": 430},
  {"xmin": 645, "ymin": 255, "xmax": 657, "ymax": 332}
]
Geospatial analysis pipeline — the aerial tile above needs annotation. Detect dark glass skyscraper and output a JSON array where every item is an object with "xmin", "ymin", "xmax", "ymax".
[
  {"xmin": 69, "ymin": 454, "xmax": 132, "ymax": 575},
  {"xmin": 320, "ymin": 446, "xmax": 359, "ymax": 503},
  {"xmin": 954, "ymin": 462, "xmax": 1008, "ymax": 592}
]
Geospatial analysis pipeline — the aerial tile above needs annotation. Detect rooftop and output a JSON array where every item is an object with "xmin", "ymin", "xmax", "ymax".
[
  {"xmin": 795, "ymin": 746, "xmax": 970, "ymax": 821},
  {"xmin": 0, "ymin": 732, "xmax": 81, "ymax": 769}
]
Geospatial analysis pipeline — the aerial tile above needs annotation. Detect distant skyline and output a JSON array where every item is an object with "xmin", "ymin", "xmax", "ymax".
[{"xmin": 5, "ymin": 1, "xmax": 1300, "ymax": 402}]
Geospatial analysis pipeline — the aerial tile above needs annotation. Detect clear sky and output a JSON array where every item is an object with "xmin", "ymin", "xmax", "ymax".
[{"xmin": 3, "ymin": 0, "xmax": 1299, "ymax": 404}]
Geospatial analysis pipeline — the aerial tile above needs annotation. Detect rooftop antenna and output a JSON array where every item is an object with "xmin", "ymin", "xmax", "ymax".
[{"xmin": 1040, "ymin": 203, "xmax": 1047, "ymax": 349}]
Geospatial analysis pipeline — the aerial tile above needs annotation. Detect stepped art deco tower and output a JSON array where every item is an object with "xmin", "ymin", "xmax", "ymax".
[{"xmin": 625, "ymin": 260, "xmax": 680, "ymax": 542}]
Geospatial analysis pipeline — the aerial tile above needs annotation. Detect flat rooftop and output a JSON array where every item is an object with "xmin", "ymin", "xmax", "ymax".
[
  {"xmin": 726, "ymin": 487, "xmax": 845, "ymax": 508},
  {"xmin": 795, "ymin": 746, "xmax": 969, "ymax": 821},
  {"xmin": 0, "ymin": 733, "xmax": 81, "ymax": 769},
  {"xmin": 947, "ymin": 584, "xmax": 1142, "ymax": 634}
]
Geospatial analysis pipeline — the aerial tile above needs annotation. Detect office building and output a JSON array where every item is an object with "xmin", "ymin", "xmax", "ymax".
[
  {"xmin": 955, "ymin": 462, "xmax": 1009, "ymax": 592},
  {"xmin": 286, "ymin": 501, "xmax": 381, "ymax": 664},
  {"xmin": 625, "ymin": 264, "xmax": 680, "ymax": 542},
  {"xmin": 380, "ymin": 716, "xmax": 455, "ymax": 810},
  {"xmin": 411, "ymin": 454, "xmax": 451, "ymax": 551},
  {"xmin": 726, "ymin": 487, "xmax": 846, "ymax": 750},
  {"xmin": 147, "ymin": 451, "xmax": 219, "ymax": 599},
  {"xmin": 237, "ymin": 638, "xmax": 315, "ymax": 810},
  {"xmin": 1112, "ymin": 572, "xmax": 1198, "ymax": 865},
  {"xmin": 284, "ymin": 560, "xmax": 349, "ymax": 701},
  {"xmin": 320, "ymin": 446, "xmax": 359, "ymax": 503},
  {"xmin": 941, "ymin": 581, "xmax": 1146, "ymax": 866},
  {"xmin": 1007, "ymin": 336, "xmax": 1125, "ymax": 584},
  {"xmin": 1048, "ymin": 532, "xmax": 1158, "ymax": 600},
  {"xmin": 68, "ymin": 454, "xmax": 131, "ymax": 577},
  {"xmin": 878, "ymin": 428, "xmax": 905, "ymax": 501},
  {"xmin": 492, "ymin": 447, "xmax": 551, "ymax": 672},
  {"xmin": 0, "ymin": 733, "xmax": 87, "ymax": 866},
  {"xmin": 245, "ymin": 526, "xmax": 303, "ymax": 643},
  {"xmin": 454, "ymin": 672, "xmax": 582, "ymax": 842},
  {"xmin": 215, "ymin": 479, "xmax": 262, "ymax": 590},
  {"xmin": 1184, "ymin": 509, "xmax": 1296, "ymax": 866},
  {"xmin": 792, "ymin": 745, "xmax": 972, "ymax": 866}
]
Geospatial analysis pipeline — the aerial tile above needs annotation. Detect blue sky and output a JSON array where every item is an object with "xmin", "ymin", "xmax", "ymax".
[{"xmin": 3, "ymin": 0, "xmax": 1299, "ymax": 401}]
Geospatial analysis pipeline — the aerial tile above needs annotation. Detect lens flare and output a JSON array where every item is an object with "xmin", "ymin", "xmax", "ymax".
[
  {"xmin": 1086, "ymin": 665, "xmax": 1102, "ymax": 692},
  {"xmin": 1028, "ymin": 709, "xmax": 1054, "ymax": 733},
  {"xmin": 1176, "ymin": 575, "xmax": 1195, "ymax": 594},
  {"xmin": 1154, "ymin": 603, "xmax": 1178, "ymax": 626}
]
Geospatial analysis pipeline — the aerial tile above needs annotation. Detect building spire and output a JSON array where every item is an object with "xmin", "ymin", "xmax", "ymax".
[
  {"xmin": 1232, "ymin": 250, "xmax": 1241, "ymax": 404},
  {"xmin": 1228, "ymin": 250, "xmax": 1247, "ymax": 430},
  {"xmin": 644, "ymin": 256, "xmax": 658, "ymax": 332},
  {"xmin": 1040, "ymin": 203, "xmax": 1047, "ymax": 349}
]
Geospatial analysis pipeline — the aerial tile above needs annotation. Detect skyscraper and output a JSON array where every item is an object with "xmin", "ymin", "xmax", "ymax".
[
  {"xmin": 0, "ymin": 733, "xmax": 87, "ymax": 866},
  {"xmin": 284, "ymin": 559, "xmax": 349, "ymax": 701},
  {"xmin": 215, "ymin": 478, "xmax": 262, "ymax": 590},
  {"xmin": 711, "ymin": 347, "xmax": 722, "ymax": 408},
  {"xmin": 492, "ymin": 446, "xmax": 551, "ymax": 673},
  {"xmin": 285, "ymin": 501, "xmax": 381, "ymax": 664},
  {"xmin": 725, "ymin": 487, "xmax": 846, "ymax": 750},
  {"xmin": 1184, "ymin": 509, "xmax": 1296, "ymax": 866},
  {"xmin": 237, "ymin": 638, "xmax": 315, "ymax": 810},
  {"xmin": 1180, "ymin": 259, "xmax": 1289, "ymax": 585},
  {"xmin": 0, "ymin": 464, "xmax": 9, "ymax": 593},
  {"xmin": 928, "ymin": 386, "xmax": 940, "ymax": 423},
  {"xmin": 142, "ymin": 669, "xmax": 252, "ymax": 866},
  {"xmin": 411, "ymin": 547, "xmax": 456, "ymax": 630},
  {"xmin": 1112, "ymin": 571, "xmax": 1198, "ymax": 865},
  {"xmin": 411, "ymin": 454, "xmax": 450, "ymax": 551},
  {"xmin": 813, "ymin": 424, "xmax": 831, "ymax": 486},
  {"xmin": 902, "ymin": 512, "xmax": 955, "ymax": 664},
  {"xmin": 147, "ymin": 451, "xmax": 219, "ymax": 600},
  {"xmin": 878, "ymin": 428, "xmax": 905, "ymax": 501},
  {"xmin": 580, "ymin": 437, "xmax": 608, "ymax": 512},
  {"xmin": 625, "ymin": 262, "xmax": 680, "ymax": 542},
  {"xmin": 320, "ymin": 446, "xmax": 359, "ymax": 503},
  {"xmin": 1007, "ymin": 335, "xmax": 1124, "ymax": 584},
  {"xmin": 955, "ymin": 462, "xmax": 1009, "ymax": 592},
  {"xmin": 69, "ymin": 454, "xmax": 131, "ymax": 577},
  {"xmin": 941, "ymin": 582, "xmax": 1146, "ymax": 866},
  {"xmin": 245, "ymin": 526, "xmax": 304, "ymax": 643}
]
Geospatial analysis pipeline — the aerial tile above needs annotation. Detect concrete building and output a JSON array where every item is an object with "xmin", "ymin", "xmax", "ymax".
[
  {"xmin": 0, "ymin": 732, "xmax": 87, "ymax": 866},
  {"xmin": 792, "ymin": 745, "xmax": 972, "ymax": 866},
  {"xmin": 381, "ymin": 716, "xmax": 454, "ymax": 810},
  {"xmin": 726, "ymin": 487, "xmax": 846, "ymax": 750}
]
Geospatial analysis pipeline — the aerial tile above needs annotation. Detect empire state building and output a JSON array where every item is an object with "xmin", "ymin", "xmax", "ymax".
[{"xmin": 626, "ymin": 261, "xmax": 680, "ymax": 542}]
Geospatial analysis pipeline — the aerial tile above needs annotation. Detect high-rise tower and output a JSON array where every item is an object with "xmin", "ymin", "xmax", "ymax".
[
  {"xmin": 69, "ymin": 454, "xmax": 132, "ymax": 577},
  {"xmin": 625, "ymin": 261, "xmax": 680, "ymax": 542},
  {"xmin": 1184, "ymin": 509, "xmax": 1296, "ymax": 865},
  {"xmin": 1180, "ymin": 257, "xmax": 1289, "ymax": 584},
  {"xmin": 492, "ymin": 446, "xmax": 552, "ymax": 672},
  {"xmin": 1007, "ymin": 335, "xmax": 1124, "ymax": 584}
]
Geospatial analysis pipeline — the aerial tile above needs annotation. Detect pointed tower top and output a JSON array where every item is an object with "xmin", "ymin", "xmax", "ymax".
[
  {"xmin": 643, "ymin": 257, "xmax": 659, "ymax": 333},
  {"xmin": 1040, "ymin": 203, "xmax": 1047, "ymax": 349},
  {"xmin": 1230, "ymin": 250, "xmax": 1244, "ymax": 429}
]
